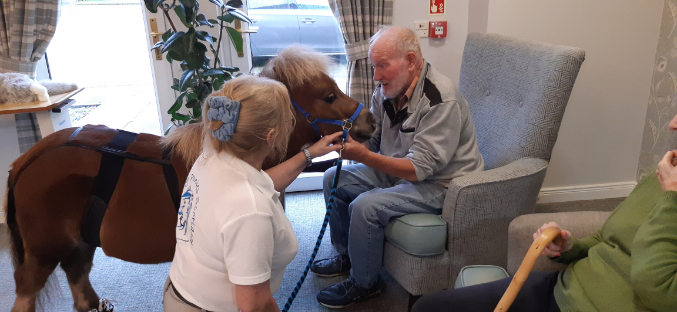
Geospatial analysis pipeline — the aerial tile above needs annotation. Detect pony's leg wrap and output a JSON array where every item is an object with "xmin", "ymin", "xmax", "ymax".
[
  {"xmin": 11, "ymin": 253, "xmax": 59, "ymax": 312},
  {"xmin": 60, "ymin": 243, "xmax": 99, "ymax": 312}
]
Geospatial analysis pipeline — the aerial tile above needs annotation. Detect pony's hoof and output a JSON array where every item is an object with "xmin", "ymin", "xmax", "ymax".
[{"xmin": 88, "ymin": 298, "xmax": 116, "ymax": 312}]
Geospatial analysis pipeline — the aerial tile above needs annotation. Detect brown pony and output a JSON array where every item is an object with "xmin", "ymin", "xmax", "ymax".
[{"xmin": 4, "ymin": 45, "xmax": 375, "ymax": 312}]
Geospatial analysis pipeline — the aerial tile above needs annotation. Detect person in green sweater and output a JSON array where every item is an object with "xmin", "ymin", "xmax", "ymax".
[{"xmin": 412, "ymin": 114, "xmax": 677, "ymax": 312}]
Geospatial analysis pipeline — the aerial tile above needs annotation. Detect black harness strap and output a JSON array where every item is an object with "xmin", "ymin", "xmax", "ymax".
[
  {"xmin": 162, "ymin": 148, "xmax": 181, "ymax": 212},
  {"xmin": 81, "ymin": 129, "xmax": 139, "ymax": 246}
]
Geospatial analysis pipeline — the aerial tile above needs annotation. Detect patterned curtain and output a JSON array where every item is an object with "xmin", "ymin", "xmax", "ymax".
[
  {"xmin": 0, "ymin": 0, "xmax": 60, "ymax": 153},
  {"xmin": 329, "ymin": 0, "xmax": 393, "ymax": 108}
]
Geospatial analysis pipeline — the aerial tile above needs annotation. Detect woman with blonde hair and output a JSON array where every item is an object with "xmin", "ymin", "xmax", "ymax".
[{"xmin": 163, "ymin": 75, "xmax": 343, "ymax": 312}]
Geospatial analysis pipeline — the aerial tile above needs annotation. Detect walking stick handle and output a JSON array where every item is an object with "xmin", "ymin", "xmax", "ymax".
[{"xmin": 494, "ymin": 227, "xmax": 563, "ymax": 312}]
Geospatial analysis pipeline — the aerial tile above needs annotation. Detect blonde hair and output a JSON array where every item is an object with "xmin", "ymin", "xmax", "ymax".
[
  {"xmin": 259, "ymin": 44, "xmax": 334, "ymax": 90},
  {"xmin": 203, "ymin": 75, "xmax": 294, "ymax": 162}
]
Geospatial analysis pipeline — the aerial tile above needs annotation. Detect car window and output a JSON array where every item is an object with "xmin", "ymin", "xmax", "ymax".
[
  {"xmin": 249, "ymin": 0, "xmax": 289, "ymax": 9},
  {"xmin": 295, "ymin": 0, "xmax": 329, "ymax": 10}
]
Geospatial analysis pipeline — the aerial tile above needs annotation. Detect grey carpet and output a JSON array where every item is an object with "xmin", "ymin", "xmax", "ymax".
[{"xmin": 0, "ymin": 191, "xmax": 409, "ymax": 312}]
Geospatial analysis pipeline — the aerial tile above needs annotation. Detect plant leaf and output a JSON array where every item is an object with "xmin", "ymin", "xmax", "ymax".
[
  {"xmin": 225, "ymin": 26, "xmax": 244, "ymax": 56},
  {"xmin": 174, "ymin": 4, "xmax": 192, "ymax": 28},
  {"xmin": 220, "ymin": 66, "xmax": 239, "ymax": 73},
  {"xmin": 227, "ymin": 8, "xmax": 252, "ymax": 23},
  {"xmin": 164, "ymin": 123, "xmax": 174, "ymax": 135},
  {"xmin": 168, "ymin": 50, "xmax": 183, "ymax": 62},
  {"xmin": 178, "ymin": 0, "xmax": 195, "ymax": 9},
  {"xmin": 192, "ymin": 105, "xmax": 202, "ymax": 119},
  {"xmin": 172, "ymin": 112, "xmax": 191, "ymax": 122},
  {"xmin": 208, "ymin": 19, "xmax": 219, "ymax": 24},
  {"xmin": 196, "ymin": 14, "xmax": 213, "ymax": 27},
  {"xmin": 161, "ymin": 31, "xmax": 184, "ymax": 53},
  {"xmin": 186, "ymin": 42, "xmax": 207, "ymax": 69},
  {"xmin": 217, "ymin": 14, "xmax": 235, "ymax": 23},
  {"xmin": 208, "ymin": 0, "xmax": 225, "ymax": 8},
  {"xmin": 185, "ymin": 98, "xmax": 199, "ymax": 108},
  {"xmin": 202, "ymin": 68, "xmax": 224, "ymax": 77},
  {"xmin": 213, "ymin": 77, "xmax": 225, "ymax": 91},
  {"xmin": 150, "ymin": 41, "xmax": 164, "ymax": 51},
  {"xmin": 162, "ymin": 29, "xmax": 173, "ymax": 42},
  {"xmin": 226, "ymin": 0, "xmax": 243, "ymax": 8},
  {"xmin": 168, "ymin": 91, "xmax": 187, "ymax": 114},
  {"xmin": 179, "ymin": 70, "xmax": 195, "ymax": 91}
]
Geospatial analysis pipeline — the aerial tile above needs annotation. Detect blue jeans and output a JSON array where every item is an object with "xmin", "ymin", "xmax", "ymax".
[{"xmin": 323, "ymin": 164, "xmax": 447, "ymax": 288}]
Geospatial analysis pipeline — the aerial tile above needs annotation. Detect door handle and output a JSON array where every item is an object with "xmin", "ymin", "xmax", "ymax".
[
  {"xmin": 301, "ymin": 18, "xmax": 316, "ymax": 24},
  {"xmin": 149, "ymin": 18, "xmax": 162, "ymax": 60}
]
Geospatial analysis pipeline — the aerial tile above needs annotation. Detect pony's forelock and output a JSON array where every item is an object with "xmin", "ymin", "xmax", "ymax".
[{"xmin": 259, "ymin": 44, "xmax": 335, "ymax": 90}]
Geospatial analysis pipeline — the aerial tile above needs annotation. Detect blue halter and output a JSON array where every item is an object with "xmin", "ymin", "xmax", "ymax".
[{"xmin": 291, "ymin": 99, "xmax": 364, "ymax": 139}]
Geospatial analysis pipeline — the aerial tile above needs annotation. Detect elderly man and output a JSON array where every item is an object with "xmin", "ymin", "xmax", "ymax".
[{"xmin": 311, "ymin": 26, "xmax": 485, "ymax": 308}]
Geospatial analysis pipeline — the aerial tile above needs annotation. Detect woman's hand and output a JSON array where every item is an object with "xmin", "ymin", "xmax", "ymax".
[
  {"xmin": 656, "ymin": 150, "xmax": 677, "ymax": 192},
  {"xmin": 307, "ymin": 131, "xmax": 344, "ymax": 158},
  {"xmin": 533, "ymin": 222, "xmax": 573, "ymax": 257}
]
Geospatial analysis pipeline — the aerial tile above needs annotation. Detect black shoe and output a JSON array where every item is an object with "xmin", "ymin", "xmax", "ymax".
[
  {"xmin": 316, "ymin": 277, "xmax": 384, "ymax": 308},
  {"xmin": 310, "ymin": 254, "xmax": 351, "ymax": 277}
]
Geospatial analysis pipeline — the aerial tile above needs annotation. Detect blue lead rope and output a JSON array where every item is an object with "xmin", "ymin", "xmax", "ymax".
[{"xmin": 281, "ymin": 144, "xmax": 345, "ymax": 312}]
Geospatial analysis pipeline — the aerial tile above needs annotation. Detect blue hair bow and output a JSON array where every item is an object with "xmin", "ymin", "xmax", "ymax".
[{"xmin": 207, "ymin": 96, "xmax": 241, "ymax": 142}]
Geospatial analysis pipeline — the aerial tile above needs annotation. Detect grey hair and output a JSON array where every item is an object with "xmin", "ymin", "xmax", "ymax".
[
  {"xmin": 259, "ymin": 44, "xmax": 335, "ymax": 90},
  {"xmin": 369, "ymin": 26, "xmax": 423, "ymax": 62}
]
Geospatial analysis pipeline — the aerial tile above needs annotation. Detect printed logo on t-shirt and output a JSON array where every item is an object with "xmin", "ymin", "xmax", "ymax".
[{"xmin": 177, "ymin": 173, "xmax": 200, "ymax": 243}]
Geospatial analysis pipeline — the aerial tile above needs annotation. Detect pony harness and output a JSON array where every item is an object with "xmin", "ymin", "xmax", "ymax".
[{"xmin": 65, "ymin": 126, "xmax": 181, "ymax": 247}]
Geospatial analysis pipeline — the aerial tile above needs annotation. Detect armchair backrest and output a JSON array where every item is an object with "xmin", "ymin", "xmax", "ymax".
[{"xmin": 460, "ymin": 33, "xmax": 585, "ymax": 170}]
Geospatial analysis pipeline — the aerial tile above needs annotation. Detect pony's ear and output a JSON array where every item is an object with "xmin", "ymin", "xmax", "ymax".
[{"xmin": 272, "ymin": 66, "xmax": 288, "ymax": 86}]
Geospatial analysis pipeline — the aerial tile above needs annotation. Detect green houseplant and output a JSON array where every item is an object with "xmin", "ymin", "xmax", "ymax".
[{"xmin": 144, "ymin": 0, "xmax": 251, "ymax": 133}]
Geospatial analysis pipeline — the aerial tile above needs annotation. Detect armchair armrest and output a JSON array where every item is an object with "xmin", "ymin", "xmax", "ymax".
[
  {"xmin": 441, "ymin": 158, "xmax": 549, "ymax": 281},
  {"xmin": 507, "ymin": 211, "xmax": 612, "ymax": 274}
]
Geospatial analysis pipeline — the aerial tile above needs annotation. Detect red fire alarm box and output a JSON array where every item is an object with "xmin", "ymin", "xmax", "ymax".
[{"xmin": 429, "ymin": 21, "xmax": 447, "ymax": 38}]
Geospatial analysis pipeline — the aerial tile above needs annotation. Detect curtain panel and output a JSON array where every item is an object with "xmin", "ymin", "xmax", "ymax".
[
  {"xmin": 329, "ymin": 0, "xmax": 393, "ymax": 108},
  {"xmin": 0, "ymin": 0, "xmax": 59, "ymax": 153}
]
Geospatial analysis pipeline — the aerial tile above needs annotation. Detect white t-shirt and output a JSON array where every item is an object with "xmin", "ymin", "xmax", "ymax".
[{"xmin": 169, "ymin": 151, "xmax": 298, "ymax": 312}]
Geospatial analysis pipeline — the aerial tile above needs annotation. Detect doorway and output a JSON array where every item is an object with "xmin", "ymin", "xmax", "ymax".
[{"xmin": 47, "ymin": 0, "xmax": 162, "ymax": 135}]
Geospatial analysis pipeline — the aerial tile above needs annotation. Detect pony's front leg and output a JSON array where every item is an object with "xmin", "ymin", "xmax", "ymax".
[
  {"xmin": 11, "ymin": 253, "xmax": 58, "ymax": 312},
  {"xmin": 60, "ymin": 242, "xmax": 100, "ymax": 312}
]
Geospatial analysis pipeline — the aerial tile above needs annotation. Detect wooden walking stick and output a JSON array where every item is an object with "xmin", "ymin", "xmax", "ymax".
[{"xmin": 494, "ymin": 227, "xmax": 563, "ymax": 312}]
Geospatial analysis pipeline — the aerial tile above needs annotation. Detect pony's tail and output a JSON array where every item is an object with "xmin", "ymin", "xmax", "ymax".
[
  {"xmin": 160, "ymin": 122, "xmax": 205, "ymax": 169},
  {"xmin": 5, "ymin": 178, "xmax": 24, "ymax": 269}
]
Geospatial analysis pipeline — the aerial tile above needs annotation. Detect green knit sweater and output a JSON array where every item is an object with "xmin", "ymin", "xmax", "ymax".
[{"xmin": 553, "ymin": 171, "xmax": 677, "ymax": 312}]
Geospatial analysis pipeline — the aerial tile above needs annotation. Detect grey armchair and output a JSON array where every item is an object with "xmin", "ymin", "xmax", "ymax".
[{"xmin": 381, "ymin": 32, "xmax": 586, "ymax": 303}]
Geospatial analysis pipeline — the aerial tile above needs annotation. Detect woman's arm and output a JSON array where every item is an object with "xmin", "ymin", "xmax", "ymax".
[
  {"xmin": 234, "ymin": 281, "xmax": 279, "ymax": 312},
  {"xmin": 265, "ymin": 132, "xmax": 343, "ymax": 192}
]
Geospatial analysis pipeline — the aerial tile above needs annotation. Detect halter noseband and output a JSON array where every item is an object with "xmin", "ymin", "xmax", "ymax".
[{"xmin": 291, "ymin": 99, "xmax": 364, "ymax": 139}]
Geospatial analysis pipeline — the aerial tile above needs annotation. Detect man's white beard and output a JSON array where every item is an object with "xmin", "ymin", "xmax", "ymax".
[{"xmin": 382, "ymin": 64, "xmax": 411, "ymax": 99}]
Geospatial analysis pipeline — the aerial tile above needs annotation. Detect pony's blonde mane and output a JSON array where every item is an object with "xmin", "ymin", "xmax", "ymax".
[
  {"xmin": 259, "ymin": 44, "xmax": 335, "ymax": 89},
  {"xmin": 160, "ymin": 123, "xmax": 204, "ymax": 169}
]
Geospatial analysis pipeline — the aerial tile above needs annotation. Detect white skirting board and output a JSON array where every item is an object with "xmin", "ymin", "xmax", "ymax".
[{"xmin": 536, "ymin": 181, "xmax": 638, "ymax": 204}]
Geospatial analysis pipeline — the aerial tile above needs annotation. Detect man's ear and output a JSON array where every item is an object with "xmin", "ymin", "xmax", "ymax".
[{"xmin": 405, "ymin": 52, "xmax": 417, "ymax": 70}]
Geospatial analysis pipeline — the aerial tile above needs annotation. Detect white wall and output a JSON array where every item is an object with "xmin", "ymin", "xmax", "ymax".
[{"xmin": 394, "ymin": 0, "xmax": 663, "ymax": 202}]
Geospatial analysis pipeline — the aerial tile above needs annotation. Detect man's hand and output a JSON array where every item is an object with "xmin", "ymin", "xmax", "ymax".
[
  {"xmin": 656, "ymin": 150, "xmax": 677, "ymax": 192},
  {"xmin": 336, "ymin": 134, "xmax": 371, "ymax": 162},
  {"xmin": 532, "ymin": 222, "xmax": 573, "ymax": 258}
]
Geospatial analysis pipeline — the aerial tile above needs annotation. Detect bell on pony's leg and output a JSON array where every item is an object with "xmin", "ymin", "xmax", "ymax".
[
  {"xmin": 11, "ymin": 255, "xmax": 59, "ymax": 312},
  {"xmin": 60, "ymin": 243, "xmax": 101, "ymax": 312}
]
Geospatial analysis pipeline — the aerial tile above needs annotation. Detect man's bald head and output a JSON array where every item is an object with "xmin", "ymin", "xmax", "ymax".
[{"xmin": 369, "ymin": 26, "xmax": 423, "ymax": 65}]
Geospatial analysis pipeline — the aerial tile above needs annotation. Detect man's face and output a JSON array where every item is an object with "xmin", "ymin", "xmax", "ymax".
[
  {"xmin": 369, "ymin": 41, "xmax": 411, "ymax": 99},
  {"xmin": 670, "ymin": 113, "xmax": 677, "ymax": 131}
]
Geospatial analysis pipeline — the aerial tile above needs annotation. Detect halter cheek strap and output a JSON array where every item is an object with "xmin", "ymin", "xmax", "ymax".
[{"xmin": 291, "ymin": 99, "xmax": 364, "ymax": 138}]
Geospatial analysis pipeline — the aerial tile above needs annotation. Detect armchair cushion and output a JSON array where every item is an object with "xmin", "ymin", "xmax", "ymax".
[
  {"xmin": 507, "ymin": 211, "xmax": 612, "ymax": 274},
  {"xmin": 385, "ymin": 213, "xmax": 447, "ymax": 256},
  {"xmin": 454, "ymin": 265, "xmax": 509, "ymax": 289}
]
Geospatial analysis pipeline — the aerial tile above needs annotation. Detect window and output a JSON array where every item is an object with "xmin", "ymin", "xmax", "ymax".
[{"xmin": 248, "ymin": 0, "xmax": 346, "ymax": 91}]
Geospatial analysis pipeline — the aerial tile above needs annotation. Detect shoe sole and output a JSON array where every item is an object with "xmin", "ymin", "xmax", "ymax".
[
  {"xmin": 317, "ymin": 289, "xmax": 383, "ymax": 309},
  {"xmin": 311, "ymin": 270, "xmax": 350, "ymax": 278}
]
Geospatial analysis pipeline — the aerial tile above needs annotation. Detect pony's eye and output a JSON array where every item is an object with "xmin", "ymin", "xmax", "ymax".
[{"xmin": 324, "ymin": 93, "xmax": 337, "ymax": 104}]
